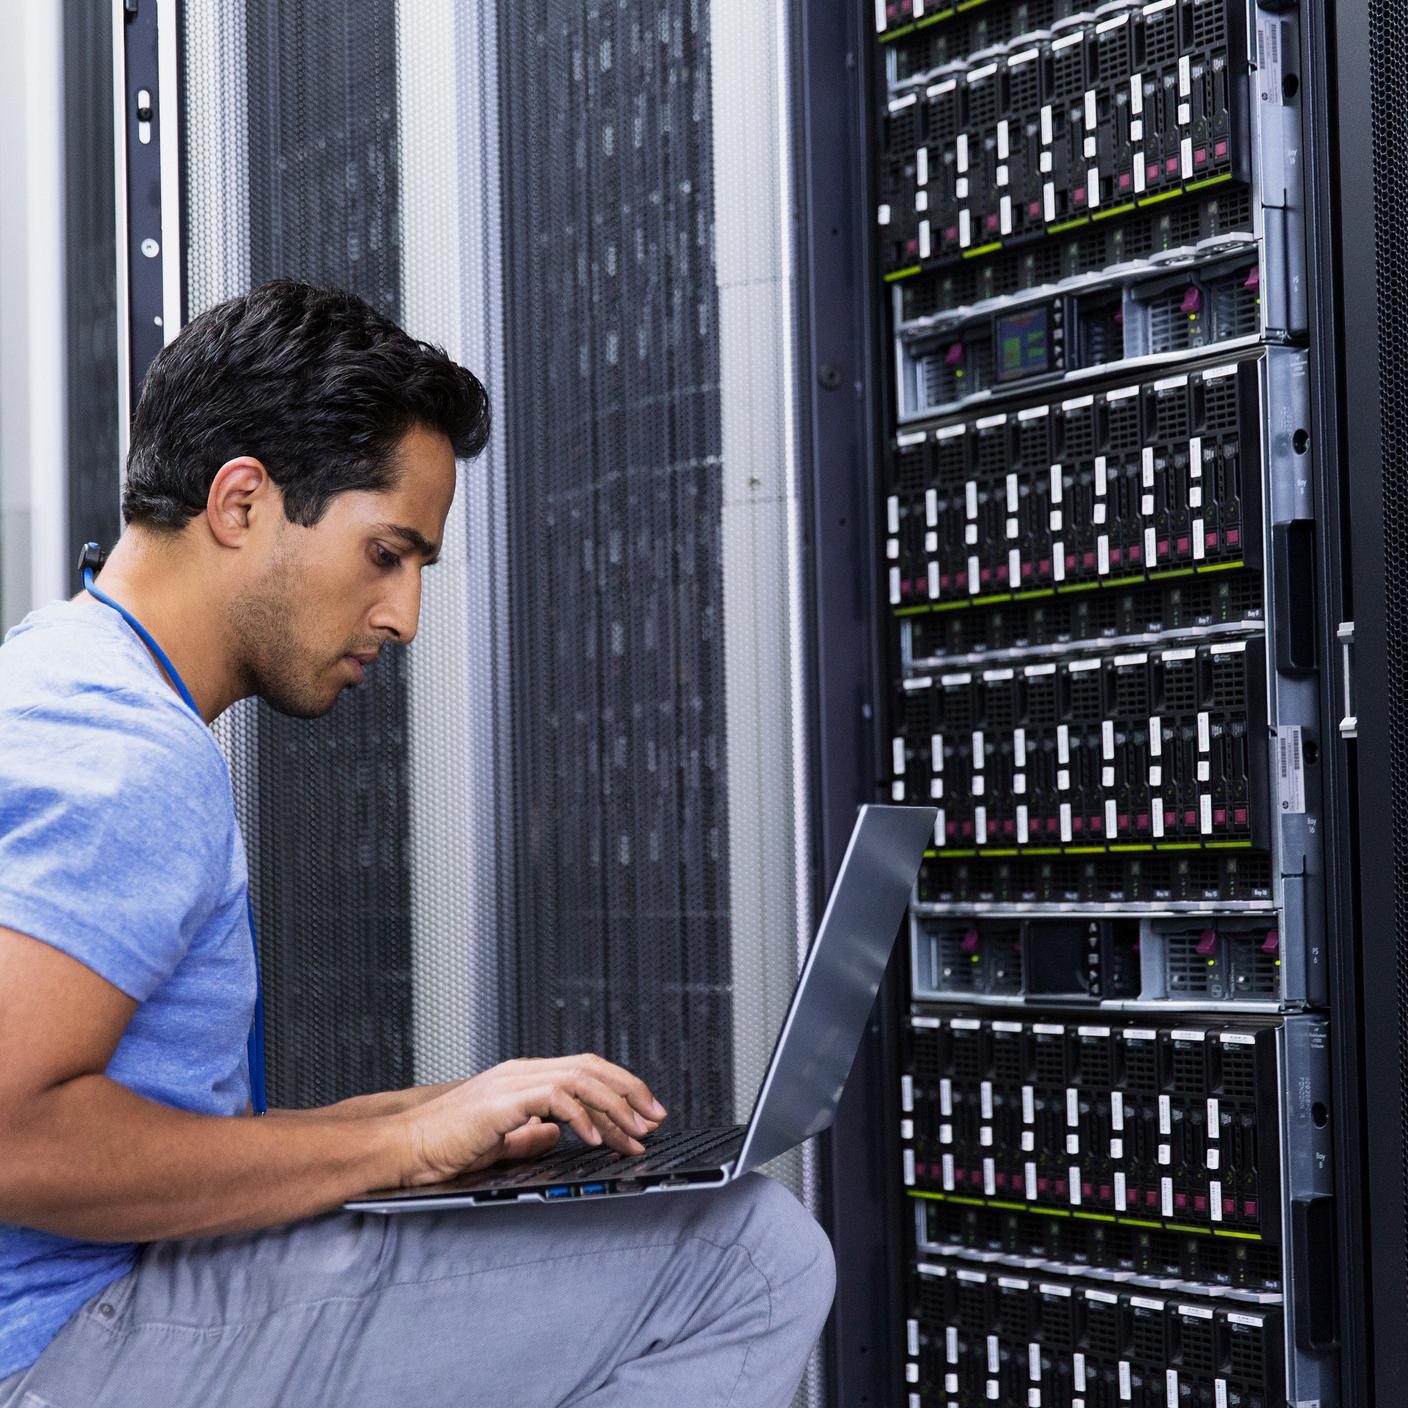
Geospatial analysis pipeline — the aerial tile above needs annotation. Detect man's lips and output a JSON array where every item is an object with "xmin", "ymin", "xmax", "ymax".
[{"xmin": 343, "ymin": 653, "xmax": 378, "ymax": 683}]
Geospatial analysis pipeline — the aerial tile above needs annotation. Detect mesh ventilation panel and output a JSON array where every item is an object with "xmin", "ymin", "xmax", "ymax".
[
  {"xmin": 1368, "ymin": 0, "xmax": 1408, "ymax": 1330},
  {"xmin": 63, "ymin": 0, "xmax": 120, "ymax": 579},
  {"xmin": 498, "ymin": 1, "xmax": 737, "ymax": 1125}
]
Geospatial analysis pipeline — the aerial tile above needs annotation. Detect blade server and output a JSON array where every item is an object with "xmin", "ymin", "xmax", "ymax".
[{"xmin": 868, "ymin": 2, "xmax": 1332, "ymax": 1404}]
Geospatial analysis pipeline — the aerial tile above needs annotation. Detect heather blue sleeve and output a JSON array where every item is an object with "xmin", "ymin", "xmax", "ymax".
[{"xmin": 0, "ymin": 686, "xmax": 233, "ymax": 1002}]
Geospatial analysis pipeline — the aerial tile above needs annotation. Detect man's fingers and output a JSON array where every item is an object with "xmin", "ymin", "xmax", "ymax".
[
  {"xmin": 514, "ymin": 1073, "xmax": 644, "ymax": 1155},
  {"xmin": 543, "ymin": 1071, "xmax": 647, "ymax": 1154},
  {"xmin": 538, "ymin": 1085, "xmax": 602, "ymax": 1148},
  {"xmin": 577, "ymin": 1054, "xmax": 667, "ymax": 1121},
  {"xmin": 485, "ymin": 1061, "xmax": 663, "ymax": 1155},
  {"xmin": 568, "ymin": 1072, "xmax": 654, "ymax": 1143},
  {"xmin": 485, "ymin": 1079, "xmax": 592, "ymax": 1148},
  {"xmin": 500, "ymin": 1120, "xmax": 561, "ymax": 1162},
  {"xmin": 578, "ymin": 1105, "xmax": 644, "ymax": 1156},
  {"xmin": 519, "ymin": 1054, "xmax": 666, "ymax": 1124}
]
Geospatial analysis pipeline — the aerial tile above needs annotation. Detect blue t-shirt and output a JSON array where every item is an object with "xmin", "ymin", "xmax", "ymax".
[{"xmin": 0, "ymin": 599, "xmax": 255, "ymax": 1379}]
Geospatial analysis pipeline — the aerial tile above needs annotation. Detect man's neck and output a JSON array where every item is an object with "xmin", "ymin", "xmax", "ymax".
[{"xmin": 76, "ymin": 532, "xmax": 243, "ymax": 724}]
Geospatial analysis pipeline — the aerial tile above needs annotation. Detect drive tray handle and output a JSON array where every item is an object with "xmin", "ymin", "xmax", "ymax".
[{"xmin": 1291, "ymin": 1194, "xmax": 1339, "ymax": 1352}]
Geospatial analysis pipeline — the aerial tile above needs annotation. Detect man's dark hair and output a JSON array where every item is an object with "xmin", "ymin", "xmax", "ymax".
[{"xmin": 122, "ymin": 278, "xmax": 490, "ymax": 529}]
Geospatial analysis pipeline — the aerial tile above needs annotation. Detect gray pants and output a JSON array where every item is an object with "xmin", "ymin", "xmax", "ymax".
[{"xmin": 0, "ymin": 1175, "xmax": 834, "ymax": 1408}]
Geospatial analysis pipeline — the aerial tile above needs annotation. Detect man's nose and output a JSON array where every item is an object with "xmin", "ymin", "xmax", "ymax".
[{"xmin": 370, "ymin": 569, "xmax": 422, "ymax": 645}]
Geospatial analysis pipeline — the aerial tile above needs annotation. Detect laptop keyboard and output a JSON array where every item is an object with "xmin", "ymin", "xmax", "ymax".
[{"xmin": 491, "ymin": 1125, "xmax": 745, "ymax": 1186}]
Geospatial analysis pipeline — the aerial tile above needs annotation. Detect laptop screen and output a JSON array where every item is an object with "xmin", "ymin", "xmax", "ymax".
[{"xmin": 735, "ymin": 804, "xmax": 936, "ymax": 1176}]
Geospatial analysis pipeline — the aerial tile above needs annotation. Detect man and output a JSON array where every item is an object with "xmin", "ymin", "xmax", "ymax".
[{"xmin": 0, "ymin": 279, "xmax": 834, "ymax": 1407}]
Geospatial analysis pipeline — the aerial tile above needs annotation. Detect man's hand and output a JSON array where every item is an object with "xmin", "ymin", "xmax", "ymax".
[{"xmin": 395, "ymin": 1055, "xmax": 667, "ymax": 1187}]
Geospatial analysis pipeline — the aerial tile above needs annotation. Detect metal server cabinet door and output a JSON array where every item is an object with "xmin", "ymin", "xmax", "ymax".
[{"xmin": 791, "ymin": 1, "xmax": 906, "ymax": 1404}]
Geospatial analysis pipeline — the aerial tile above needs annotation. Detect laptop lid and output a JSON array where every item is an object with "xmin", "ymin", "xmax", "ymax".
[{"xmin": 733, "ymin": 804, "xmax": 936, "ymax": 1176}]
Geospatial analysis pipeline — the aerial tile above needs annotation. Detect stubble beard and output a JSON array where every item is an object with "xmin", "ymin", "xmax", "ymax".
[{"xmin": 226, "ymin": 548, "xmax": 335, "ymax": 720}]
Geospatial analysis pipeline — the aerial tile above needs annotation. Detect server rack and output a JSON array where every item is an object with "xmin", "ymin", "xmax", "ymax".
[{"xmin": 862, "ymin": 2, "xmax": 1338, "ymax": 1404}]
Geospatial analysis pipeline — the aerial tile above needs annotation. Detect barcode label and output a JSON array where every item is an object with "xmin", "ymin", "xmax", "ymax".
[
  {"xmin": 1257, "ymin": 18, "xmax": 1283, "ymax": 107},
  {"xmin": 1277, "ymin": 725, "xmax": 1306, "ymax": 814}
]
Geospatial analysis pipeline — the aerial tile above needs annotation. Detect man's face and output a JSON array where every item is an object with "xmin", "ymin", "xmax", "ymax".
[{"xmin": 228, "ymin": 423, "xmax": 457, "ymax": 718}]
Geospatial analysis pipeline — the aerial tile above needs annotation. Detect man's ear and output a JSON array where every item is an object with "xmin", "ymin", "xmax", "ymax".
[{"xmin": 205, "ymin": 458, "xmax": 277, "ymax": 548}]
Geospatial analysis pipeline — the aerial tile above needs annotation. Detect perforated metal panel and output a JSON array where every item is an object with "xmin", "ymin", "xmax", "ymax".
[
  {"xmin": 1366, "ymin": 0, "xmax": 1408, "ymax": 1344},
  {"xmin": 498, "ymin": 2, "xmax": 737, "ymax": 1124},
  {"xmin": 63, "ymin": 0, "xmax": 120, "ymax": 579}
]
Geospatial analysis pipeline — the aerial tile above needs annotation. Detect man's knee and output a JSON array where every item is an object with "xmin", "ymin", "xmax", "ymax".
[{"xmin": 729, "ymin": 1175, "xmax": 836, "ymax": 1331}]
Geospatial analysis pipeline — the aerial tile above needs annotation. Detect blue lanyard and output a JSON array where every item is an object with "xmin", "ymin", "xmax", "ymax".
[{"xmin": 82, "ymin": 560, "xmax": 269, "ymax": 1116}]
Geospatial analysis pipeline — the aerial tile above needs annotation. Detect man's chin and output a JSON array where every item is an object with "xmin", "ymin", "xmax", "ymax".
[{"xmin": 256, "ymin": 684, "xmax": 344, "ymax": 721}]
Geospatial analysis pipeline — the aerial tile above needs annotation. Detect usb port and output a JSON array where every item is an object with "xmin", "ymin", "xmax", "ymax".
[
  {"xmin": 580, "ymin": 1183, "xmax": 607, "ymax": 1196},
  {"xmin": 546, "ymin": 1186, "xmax": 572, "ymax": 1198}
]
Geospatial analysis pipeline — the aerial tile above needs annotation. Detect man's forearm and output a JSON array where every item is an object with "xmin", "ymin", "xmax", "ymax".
[
  {"xmin": 0, "ymin": 1073, "xmax": 409, "ymax": 1243},
  {"xmin": 266, "ymin": 1080, "xmax": 464, "ymax": 1122}
]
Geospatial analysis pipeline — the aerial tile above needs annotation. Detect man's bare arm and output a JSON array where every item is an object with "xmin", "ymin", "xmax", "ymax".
[
  {"xmin": 265, "ymin": 1082, "xmax": 465, "ymax": 1122},
  {"xmin": 0, "ymin": 927, "xmax": 411, "ymax": 1241},
  {"xmin": 0, "ymin": 927, "xmax": 665, "ymax": 1244}
]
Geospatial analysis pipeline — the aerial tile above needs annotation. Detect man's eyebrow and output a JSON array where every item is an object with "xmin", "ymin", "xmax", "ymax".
[{"xmin": 376, "ymin": 523, "xmax": 441, "ymax": 564}]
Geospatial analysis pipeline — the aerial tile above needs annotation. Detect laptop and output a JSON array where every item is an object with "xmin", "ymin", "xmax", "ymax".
[{"xmin": 345, "ymin": 803, "xmax": 936, "ymax": 1213}]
